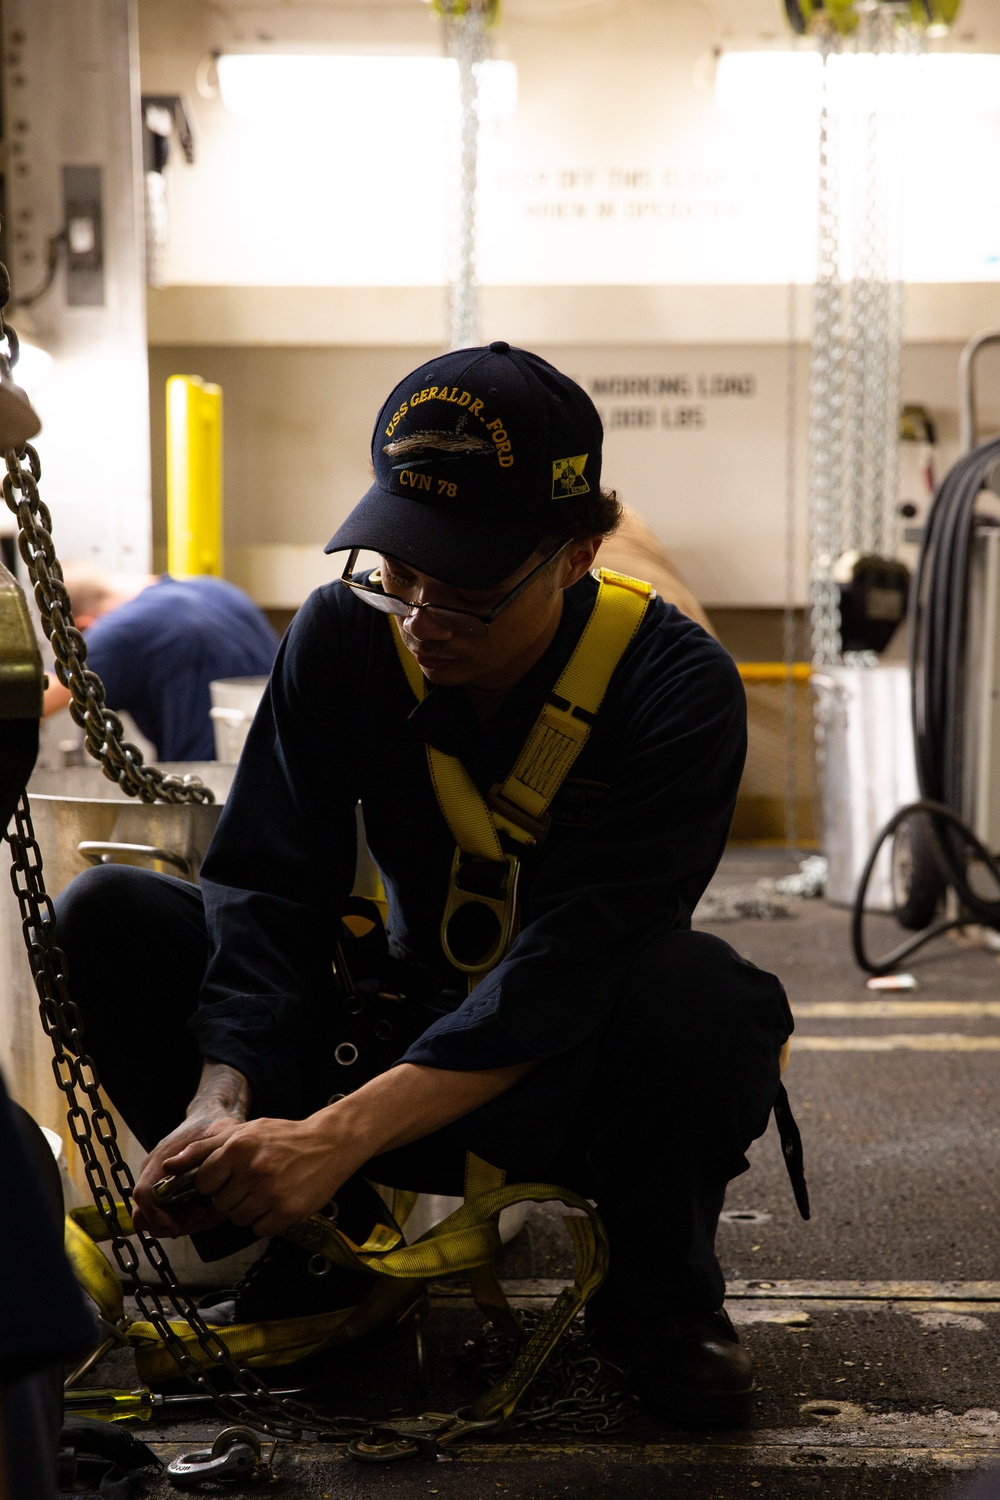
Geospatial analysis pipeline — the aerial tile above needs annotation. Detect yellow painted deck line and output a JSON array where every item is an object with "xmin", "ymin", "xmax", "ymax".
[
  {"xmin": 795, "ymin": 1000, "xmax": 1000, "ymax": 1019},
  {"xmin": 423, "ymin": 1442, "xmax": 1000, "ymax": 1466},
  {"xmin": 431, "ymin": 1277, "xmax": 1000, "ymax": 1303},
  {"xmin": 161, "ymin": 1439, "xmax": 1000, "ymax": 1468},
  {"xmin": 728, "ymin": 1278, "xmax": 1000, "ymax": 1301},
  {"xmin": 793, "ymin": 1033, "xmax": 1000, "ymax": 1051}
]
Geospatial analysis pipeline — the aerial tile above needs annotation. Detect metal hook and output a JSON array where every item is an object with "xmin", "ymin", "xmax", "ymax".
[{"xmin": 166, "ymin": 1426, "xmax": 265, "ymax": 1488}]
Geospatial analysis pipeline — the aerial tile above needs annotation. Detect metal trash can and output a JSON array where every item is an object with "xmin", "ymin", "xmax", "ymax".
[{"xmin": 813, "ymin": 665, "xmax": 919, "ymax": 910}]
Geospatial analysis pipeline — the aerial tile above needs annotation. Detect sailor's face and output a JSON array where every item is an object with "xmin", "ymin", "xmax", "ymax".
[{"xmin": 382, "ymin": 541, "xmax": 598, "ymax": 694}]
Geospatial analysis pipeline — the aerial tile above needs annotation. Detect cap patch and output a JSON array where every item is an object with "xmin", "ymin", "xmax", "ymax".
[
  {"xmin": 384, "ymin": 430, "xmax": 491, "ymax": 461},
  {"xmin": 552, "ymin": 454, "xmax": 590, "ymax": 499}
]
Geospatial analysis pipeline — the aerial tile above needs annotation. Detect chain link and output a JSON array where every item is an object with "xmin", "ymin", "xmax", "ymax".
[{"xmin": 462, "ymin": 1310, "xmax": 637, "ymax": 1435}]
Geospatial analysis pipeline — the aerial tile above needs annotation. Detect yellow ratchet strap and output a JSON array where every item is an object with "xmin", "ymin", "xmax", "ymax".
[{"xmin": 390, "ymin": 568, "xmax": 653, "ymax": 977}]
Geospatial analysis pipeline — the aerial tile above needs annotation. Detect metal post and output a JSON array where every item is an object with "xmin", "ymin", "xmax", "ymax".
[{"xmin": 166, "ymin": 375, "xmax": 222, "ymax": 578}]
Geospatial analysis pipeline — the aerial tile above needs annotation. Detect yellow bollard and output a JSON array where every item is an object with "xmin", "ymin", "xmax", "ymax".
[{"xmin": 166, "ymin": 375, "xmax": 223, "ymax": 579}]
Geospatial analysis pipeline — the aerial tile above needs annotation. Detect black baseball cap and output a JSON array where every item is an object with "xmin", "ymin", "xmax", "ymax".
[{"xmin": 324, "ymin": 341, "xmax": 603, "ymax": 587}]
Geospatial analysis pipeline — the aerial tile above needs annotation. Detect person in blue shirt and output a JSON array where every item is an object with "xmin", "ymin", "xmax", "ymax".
[
  {"xmin": 53, "ymin": 344, "xmax": 795, "ymax": 1427},
  {"xmin": 43, "ymin": 567, "xmax": 280, "ymax": 761}
]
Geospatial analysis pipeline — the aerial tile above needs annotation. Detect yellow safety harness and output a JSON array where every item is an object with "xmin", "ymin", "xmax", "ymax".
[
  {"xmin": 63, "ymin": 567, "xmax": 653, "ymax": 1440},
  {"xmin": 390, "ymin": 566, "xmax": 654, "ymax": 977}
]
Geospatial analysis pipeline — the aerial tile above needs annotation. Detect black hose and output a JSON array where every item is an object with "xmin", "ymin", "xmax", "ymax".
[
  {"xmin": 852, "ymin": 437, "xmax": 1000, "ymax": 972},
  {"xmin": 851, "ymin": 799, "xmax": 1000, "ymax": 974}
]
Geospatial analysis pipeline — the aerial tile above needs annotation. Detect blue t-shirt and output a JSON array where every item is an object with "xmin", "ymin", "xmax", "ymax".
[{"xmin": 83, "ymin": 575, "xmax": 280, "ymax": 761}]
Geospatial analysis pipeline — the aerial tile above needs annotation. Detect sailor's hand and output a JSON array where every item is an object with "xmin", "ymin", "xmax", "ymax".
[
  {"xmin": 133, "ymin": 1062, "xmax": 252, "ymax": 1236},
  {"xmin": 133, "ymin": 1115, "xmax": 244, "ymax": 1236},
  {"xmin": 165, "ymin": 1116, "xmax": 356, "ymax": 1239}
]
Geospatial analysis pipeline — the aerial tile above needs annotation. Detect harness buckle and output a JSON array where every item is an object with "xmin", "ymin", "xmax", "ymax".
[
  {"xmin": 486, "ymin": 785, "xmax": 551, "ymax": 843},
  {"xmin": 440, "ymin": 849, "xmax": 520, "ymax": 978}
]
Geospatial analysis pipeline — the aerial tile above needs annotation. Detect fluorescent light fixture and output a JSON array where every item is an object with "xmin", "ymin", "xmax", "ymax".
[
  {"xmin": 217, "ymin": 52, "xmax": 517, "ymax": 125},
  {"xmin": 716, "ymin": 49, "xmax": 1000, "ymax": 119},
  {"xmin": 13, "ymin": 335, "xmax": 54, "ymax": 394}
]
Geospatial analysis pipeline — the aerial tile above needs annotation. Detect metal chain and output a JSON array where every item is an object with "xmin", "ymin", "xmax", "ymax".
[
  {"xmin": 443, "ymin": 1, "xmax": 489, "ymax": 350},
  {"xmin": 808, "ymin": 31, "xmax": 844, "ymax": 669},
  {"xmin": 0, "ymin": 247, "xmax": 209, "ymax": 808},
  {"xmin": 462, "ymin": 1310, "xmax": 638, "ymax": 1435},
  {"xmin": 0, "ymin": 260, "xmax": 358, "ymax": 1438},
  {"xmin": 3, "ymin": 792, "xmax": 372, "ymax": 1440},
  {"xmin": 1, "ymin": 442, "xmax": 212, "ymax": 806},
  {"xmin": 808, "ymin": 5, "xmax": 918, "ymax": 666},
  {"xmin": 7, "ymin": 787, "xmax": 624, "ymax": 1442}
]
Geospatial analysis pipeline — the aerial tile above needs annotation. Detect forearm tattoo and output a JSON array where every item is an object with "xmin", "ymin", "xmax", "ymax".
[{"xmin": 189, "ymin": 1061, "xmax": 251, "ymax": 1119}]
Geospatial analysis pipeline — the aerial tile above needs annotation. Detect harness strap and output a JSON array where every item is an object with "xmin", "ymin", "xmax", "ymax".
[
  {"xmin": 492, "ymin": 568, "xmax": 653, "ymax": 844},
  {"xmin": 390, "ymin": 568, "xmax": 653, "ymax": 856},
  {"xmin": 390, "ymin": 618, "xmax": 503, "ymax": 862}
]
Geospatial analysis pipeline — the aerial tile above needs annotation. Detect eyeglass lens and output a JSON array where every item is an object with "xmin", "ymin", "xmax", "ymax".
[{"xmin": 347, "ymin": 580, "xmax": 489, "ymax": 637}]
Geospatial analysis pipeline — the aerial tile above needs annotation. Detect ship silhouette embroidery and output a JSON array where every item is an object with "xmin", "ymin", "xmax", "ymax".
[{"xmin": 384, "ymin": 430, "xmax": 492, "ymax": 460}]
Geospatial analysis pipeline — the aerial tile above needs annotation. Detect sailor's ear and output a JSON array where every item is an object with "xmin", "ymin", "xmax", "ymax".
[{"xmin": 563, "ymin": 536, "xmax": 602, "ymax": 587}]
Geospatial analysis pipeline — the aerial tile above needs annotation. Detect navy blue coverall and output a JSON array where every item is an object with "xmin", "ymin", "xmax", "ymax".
[{"xmin": 55, "ymin": 571, "xmax": 792, "ymax": 1317}]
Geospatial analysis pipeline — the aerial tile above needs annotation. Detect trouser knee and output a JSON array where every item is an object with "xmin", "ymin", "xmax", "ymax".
[
  {"xmin": 593, "ymin": 928, "xmax": 791, "ymax": 1174},
  {"xmin": 51, "ymin": 866, "xmax": 207, "ymax": 1147}
]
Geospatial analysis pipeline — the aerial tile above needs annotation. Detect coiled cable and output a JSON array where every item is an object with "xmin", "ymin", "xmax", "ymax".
[{"xmin": 852, "ymin": 437, "xmax": 1000, "ymax": 972}]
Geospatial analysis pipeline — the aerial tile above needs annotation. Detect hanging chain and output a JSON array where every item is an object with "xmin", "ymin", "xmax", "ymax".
[
  {"xmin": 440, "ymin": 0, "xmax": 491, "ymax": 350},
  {"xmin": 0, "ymin": 256, "xmax": 361, "ymax": 1438},
  {"xmin": 1, "ymin": 451, "xmax": 212, "ymax": 804},
  {"xmin": 808, "ymin": 31, "xmax": 844, "ymax": 670},
  {"xmin": 4, "ymin": 794, "xmax": 371, "ymax": 1442},
  {"xmin": 0, "ymin": 240, "xmax": 209, "ymax": 807},
  {"xmin": 808, "ymin": 4, "xmax": 917, "ymax": 667},
  {"xmin": 5, "ymin": 777, "xmax": 623, "ymax": 1442}
]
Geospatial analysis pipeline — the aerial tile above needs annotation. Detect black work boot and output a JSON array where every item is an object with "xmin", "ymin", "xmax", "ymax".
[
  {"xmin": 199, "ymin": 1176, "xmax": 390, "ymax": 1325},
  {"xmin": 586, "ymin": 1303, "xmax": 755, "ymax": 1427},
  {"xmin": 199, "ymin": 1236, "xmax": 374, "ymax": 1325}
]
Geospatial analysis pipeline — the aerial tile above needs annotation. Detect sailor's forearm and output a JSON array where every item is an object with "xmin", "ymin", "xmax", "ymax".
[
  {"xmin": 314, "ymin": 1060, "xmax": 534, "ymax": 1162},
  {"xmin": 188, "ymin": 1060, "xmax": 252, "ymax": 1121}
]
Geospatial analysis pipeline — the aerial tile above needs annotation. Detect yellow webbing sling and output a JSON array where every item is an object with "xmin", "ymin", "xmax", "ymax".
[
  {"xmin": 391, "ymin": 567, "xmax": 654, "ymax": 976},
  {"xmin": 65, "ymin": 1169, "xmax": 609, "ymax": 1401}
]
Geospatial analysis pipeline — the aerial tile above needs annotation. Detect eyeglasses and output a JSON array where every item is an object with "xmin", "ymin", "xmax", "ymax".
[{"xmin": 339, "ymin": 541, "xmax": 571, "ymax": 638}]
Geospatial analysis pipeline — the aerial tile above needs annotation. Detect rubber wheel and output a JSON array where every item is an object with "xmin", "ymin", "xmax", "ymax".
[{"xmin": 891, "ymin": 812, "xmax": 947, "ymax": 930}]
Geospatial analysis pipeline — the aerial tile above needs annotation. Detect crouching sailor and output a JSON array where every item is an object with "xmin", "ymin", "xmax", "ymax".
[{"xmin": 55, "ymin": 342, "xmax": 794, "ymax": 1427}]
